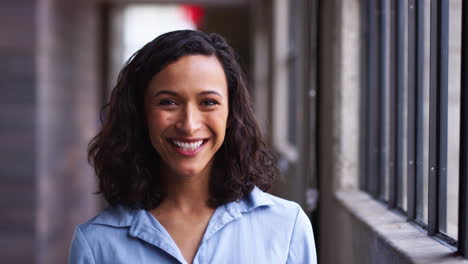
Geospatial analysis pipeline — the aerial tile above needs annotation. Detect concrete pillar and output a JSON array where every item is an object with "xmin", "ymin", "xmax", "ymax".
[{"xmin": 36, "ymin": 0, "xmax": 100, "ymax": 263}]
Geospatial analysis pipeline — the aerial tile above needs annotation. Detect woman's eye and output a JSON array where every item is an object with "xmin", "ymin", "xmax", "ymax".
[
  {"xmin": 201, "ymin": 99, "xmax": 219, "ymax": 106},
  {"xmin": 159, "ymin": 99, "xmax": 178, "ymax": 106}
]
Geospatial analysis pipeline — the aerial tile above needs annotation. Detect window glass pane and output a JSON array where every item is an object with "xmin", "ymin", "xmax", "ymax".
[
  {"xmin": 122, "ymin": 5, "xmax": 198, "ymax": 64},
  {"xmin": 444, "ymin": 0, "xmax": 461, "ymax": 239},
  {"xmin": 109, "ymin": 4, "xmax": 199, "ymax": 94},
  {"xmin": 418, "ymin": 0, "xmax": 431, "ymax": 224}
]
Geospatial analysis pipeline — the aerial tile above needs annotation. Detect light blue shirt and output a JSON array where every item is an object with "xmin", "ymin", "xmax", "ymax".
[{"xmin": 69, "ymin": 187, "xmax": 317, "ymax": 264}]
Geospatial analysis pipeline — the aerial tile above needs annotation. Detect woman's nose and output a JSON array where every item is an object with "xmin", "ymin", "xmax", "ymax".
[{"xmin": 175, "ymin": 105, "xmax": 202, "ymax": 134}]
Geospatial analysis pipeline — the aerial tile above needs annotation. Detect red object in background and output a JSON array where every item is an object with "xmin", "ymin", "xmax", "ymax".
[{"xmin": 181, "ymin": 5, "xmax": 205, "ymax": 28}]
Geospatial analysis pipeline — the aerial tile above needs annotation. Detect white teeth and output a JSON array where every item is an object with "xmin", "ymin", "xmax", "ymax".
[{"xmin": 172, "ymin": 140, "xmax": 204, "ymax": 150}]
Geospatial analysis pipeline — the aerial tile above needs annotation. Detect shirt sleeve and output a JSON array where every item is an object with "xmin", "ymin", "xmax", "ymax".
[
  {"xmin": 286, "ymin": 207, "xmax": 318, "ymax": 264},
  {"xmin": 69, "ymin": 226, "xmax": 96, "ymax": 264}
]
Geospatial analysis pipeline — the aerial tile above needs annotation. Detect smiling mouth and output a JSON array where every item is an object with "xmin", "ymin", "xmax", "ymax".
[{"xmin": 169, "ymin": 139, "xmax": 208, "ymax": 152}]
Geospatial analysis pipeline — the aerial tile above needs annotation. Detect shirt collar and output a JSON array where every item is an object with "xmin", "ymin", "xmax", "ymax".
[
  {"xmin": 90, "ymin": 204, "xmax": 135, "ymax": 227},
  {"xmin": 232, "ymin": 186, "xmax": 275, "ymax": 214},
  {"xmin": 89, "ymin": 187, "xmax": 275, "ymax": 264},
  {"xmin": 203, "ymin": 186, "xmax": 275, "ymax": 241},
  {"xmin": 90, "ymin": 186, "xmax": 275, "ymax": 228}
]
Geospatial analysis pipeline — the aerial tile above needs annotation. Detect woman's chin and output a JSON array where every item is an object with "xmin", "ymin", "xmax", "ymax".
[
  {"xmin": 171, "ymin": 165, "xmax": 207, "ymax": 179},
  {"xmin": 162, "ymin": 159, "xmax": 214, "ymax": 180}
]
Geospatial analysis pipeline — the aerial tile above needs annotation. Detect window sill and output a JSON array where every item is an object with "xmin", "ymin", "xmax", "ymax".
[{"xmin": 335, "ymin": 189, "xmax": 468, "ymax": 264}]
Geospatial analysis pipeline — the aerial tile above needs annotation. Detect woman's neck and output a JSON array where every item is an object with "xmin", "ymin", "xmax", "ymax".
[{"xmin": 159, "ymin": 169, "xmax": 213, "ymax": 213}]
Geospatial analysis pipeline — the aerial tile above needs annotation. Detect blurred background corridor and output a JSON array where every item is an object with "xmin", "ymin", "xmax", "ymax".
[{"xmin": 2, "ymin": 0, "xmax": 468, "ymax": 263}]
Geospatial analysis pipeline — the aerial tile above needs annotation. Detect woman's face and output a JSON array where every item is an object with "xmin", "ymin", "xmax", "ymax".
[{"xmin": 144, "ymin": 55, "xmax": 229, "ymax": 179}]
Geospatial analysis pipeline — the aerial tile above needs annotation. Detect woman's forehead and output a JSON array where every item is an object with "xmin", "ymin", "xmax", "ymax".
[{"xmin": 147, "ymin": 55, "xmax": 228, "ymax": 96}]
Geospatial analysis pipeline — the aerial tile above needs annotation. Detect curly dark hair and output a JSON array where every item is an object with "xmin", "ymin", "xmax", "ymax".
[{"xmin": 89, "ymin": 30, "xmax": 277, "ymax": 210}]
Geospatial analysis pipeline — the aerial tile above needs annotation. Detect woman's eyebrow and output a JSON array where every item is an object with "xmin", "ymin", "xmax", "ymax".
[
  {"xmin": 198, "ymin": 91, "xmax": 223, "ymax": 97},
  {"xmin": 153, "ymin": 90, "xmax": 178, "ymax": 97}
]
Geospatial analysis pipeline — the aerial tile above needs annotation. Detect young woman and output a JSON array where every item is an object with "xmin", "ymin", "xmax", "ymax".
[{"xmin": 69, "ymin": 30, "xmax": 316, "ymax": 264}]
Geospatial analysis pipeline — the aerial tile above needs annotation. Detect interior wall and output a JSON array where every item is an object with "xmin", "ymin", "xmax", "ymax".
[
  {"xmin": 200, "ymin": 5, "xmax": 252, "ymax": 83},
  {"xmin": 318, "ymin": 0, "xmax": 347, "ymax": 261},
  {"xmin": 0, "ymin": 1, "xmax": 102, "ymax": 263},
  {"xmin": 251, "ymin": 0, "xmax": 273, "ymax": 143},
  {"xmin": 36, "ymin": 0, "xmax": 100, "ymax": 263},
  {"xmin": 331, "ymin": 201, "xmax": 412, "ymax": 264},
  {"xmin": 318, "ymin": 0, "xmax": 419, "ymax": 263},
  {"xmin": 0, "ymin": 1, "xmax": 37, "ymax": 263}
]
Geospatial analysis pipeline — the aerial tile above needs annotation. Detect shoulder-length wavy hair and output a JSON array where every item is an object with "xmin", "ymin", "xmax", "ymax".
[{"xmin": 89, "ymin": 30, "xmax": 277, "ymax": 210}]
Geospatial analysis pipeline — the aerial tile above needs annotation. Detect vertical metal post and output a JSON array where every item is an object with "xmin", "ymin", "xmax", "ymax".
[
  {"xmin": 378, "ymin": 0, "xmax": 388, "ymax": 200},
  {"xmin": 407, "ymin": 0, "xmax": 417, "ymax": 219},
  {"xmin": 395, "ymin": 0, "xmax": 405, "ymax": 210},
  {"xmin": 407, "ymin": 0, "xmax": 425, "ymax": 221},
  {"xmin": 389, "ymin": 0, "xmax": 397, "ymax": 207},
  {"xmin": 415, "ymin": 0, "xmax": 425, "ymax": 222},
  {"xmin": 458, "ymin": 0, "xmax": 468, "ymax": 256},
  {"xmin": 438, "ymin": 0, "xmax": 448, "ymax": 236},
  {"xmin": 428, "ymin": 0, "xmax": 448, "ymax": 236},
  {"xmin": 389, "ymin": 0, "xmax": 405, "ymax": 209},
  {"xmin": 366, "ymin": 0, "xmax": 380, "ymax": 196}
]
